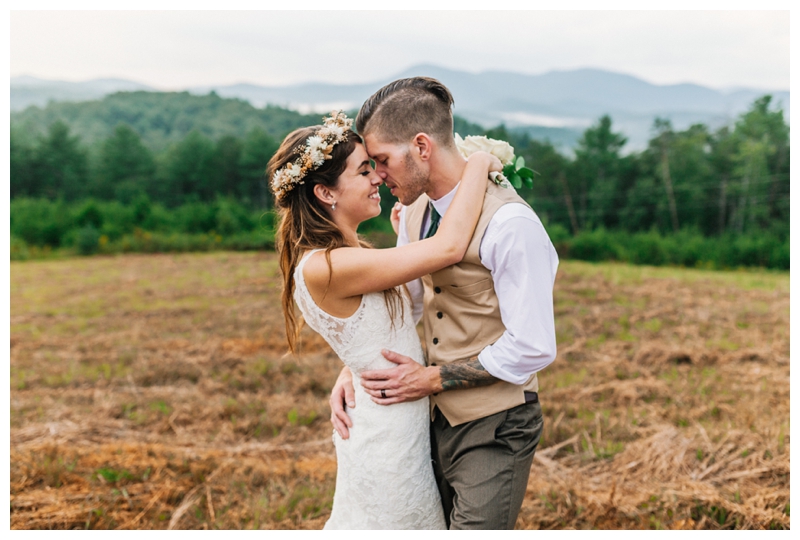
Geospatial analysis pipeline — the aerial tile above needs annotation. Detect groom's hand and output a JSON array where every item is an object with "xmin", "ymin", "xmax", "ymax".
[
  {"xmin": 360, "ymin": 349, "xmax": 442, "ymax": 405},
  {"xmin": 330, "ymin": 367, "xmax": 355, "ymax": 439}
]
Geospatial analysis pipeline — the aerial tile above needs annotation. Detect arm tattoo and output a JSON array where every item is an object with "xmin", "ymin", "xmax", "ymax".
[{"xmin": 438, "ymin": 356, "xmax": 499, "ymax": 392}]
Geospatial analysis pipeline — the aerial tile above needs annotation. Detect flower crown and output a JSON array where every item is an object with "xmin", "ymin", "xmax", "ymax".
[{"xmin": 271, "ymin": 110, "xmax": 354, "ymax": 200}]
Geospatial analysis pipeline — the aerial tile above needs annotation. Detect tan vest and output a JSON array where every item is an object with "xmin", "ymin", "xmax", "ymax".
[{"xmin": 406, "ymin": 181, "xmax": 539, "ymax": 426}]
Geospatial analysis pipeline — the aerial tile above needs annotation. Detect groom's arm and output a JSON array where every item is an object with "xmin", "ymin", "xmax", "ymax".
[
  {"xmin": 438, "ymin": 356, "xmax": 498, "ymax": 391},
  {"xmin": 360, "ymin": 351, "xmax": 498, "ymax": 404},
  {"xmin": 474, "ymin": 205, "xmax": 559, "ymax": 384},
  {"xmin": 361, "ymin": 204, "xmax": 559, "ymax": 404},
  {"xmin": 359, "ymin": 203, "xmax": 499, "ymax": 403}
]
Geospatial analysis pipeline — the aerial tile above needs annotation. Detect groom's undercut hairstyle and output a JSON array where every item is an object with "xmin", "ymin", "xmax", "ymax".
[{"xmin": 357, "ymin": 77, "xmax": 456, "ymax": 148}]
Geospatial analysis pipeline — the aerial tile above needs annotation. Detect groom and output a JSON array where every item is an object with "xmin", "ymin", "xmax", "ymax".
[{"xmin": 330, "ymin": 77, "xmax": 559, "ymax": 529}]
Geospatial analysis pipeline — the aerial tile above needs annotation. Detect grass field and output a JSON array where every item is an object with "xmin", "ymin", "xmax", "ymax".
[{"xmin": 9, "ymin": 252, "xmax": 790, "ymax": 529}]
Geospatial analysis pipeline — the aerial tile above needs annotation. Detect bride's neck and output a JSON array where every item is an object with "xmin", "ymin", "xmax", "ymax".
[
  {"xmin": 343, "ymin": 230, "xmax": 360, "ymax": 248},
  {"xmin": 335, "ymin": 220, "xmax": 361, "ymax": 248}
]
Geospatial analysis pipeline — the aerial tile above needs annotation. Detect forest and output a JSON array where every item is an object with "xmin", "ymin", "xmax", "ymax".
[{"xmin": 9, "ymin": 91, "xmax": 789, "ymax": 269}]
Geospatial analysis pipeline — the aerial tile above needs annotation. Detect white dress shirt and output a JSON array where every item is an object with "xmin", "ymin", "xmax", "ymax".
[{"xmin": 396, "ymin": 183, "xmax": 559, "ymax": 385}]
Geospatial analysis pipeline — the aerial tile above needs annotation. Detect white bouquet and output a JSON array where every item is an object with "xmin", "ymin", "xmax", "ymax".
[{"xmin": 454, "ymin": 133, "xmax": 536, "ymax": 189}]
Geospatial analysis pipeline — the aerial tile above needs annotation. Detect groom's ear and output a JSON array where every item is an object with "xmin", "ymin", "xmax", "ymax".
[{"xmin": 412, "ymin": 133, "xmax": 433, "ymax": 162}]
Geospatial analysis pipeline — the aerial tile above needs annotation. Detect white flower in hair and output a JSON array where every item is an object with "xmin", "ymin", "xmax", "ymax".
[
  {"xmin": 306, "ymin": 136, "xmax": 328, "ymax": 166},
  {"xmin": 309, "ymin": 149, "xmax": 325, "ymax": 166},
  {"xmin": 271, "ymin": 171, "xmax": 286, "ymax": 191},
  {"xmin": 307, "ymin": 135, "xmax": 324, "ymax": 151}
]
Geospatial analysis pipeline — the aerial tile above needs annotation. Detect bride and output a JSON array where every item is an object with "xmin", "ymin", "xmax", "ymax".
[{"xmin": 269, "ymin": 111, "xmax": 501, "ymax": 529}]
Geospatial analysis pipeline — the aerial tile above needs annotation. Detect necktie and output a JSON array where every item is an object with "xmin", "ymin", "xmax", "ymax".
[{"xmin": 424, "ymin": 203, "xmax": 441, "ymax": 239}]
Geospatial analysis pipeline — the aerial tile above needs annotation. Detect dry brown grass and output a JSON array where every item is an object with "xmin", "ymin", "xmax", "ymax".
[{"xmin": 10, "ymin": 252, "xmax": 789, "ymax": 529}]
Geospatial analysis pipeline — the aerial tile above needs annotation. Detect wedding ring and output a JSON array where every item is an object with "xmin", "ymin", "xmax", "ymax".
[{"xmin": 381, "ymin": 389, "xmax": 387, "ymax": 398}]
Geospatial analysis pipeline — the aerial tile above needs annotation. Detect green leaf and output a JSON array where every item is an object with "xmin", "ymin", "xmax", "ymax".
[
  {"xmin": 510, "ymin": 174, "xmax": 522, "ymax": 189},
  {"xmin": 515, "ymin": 156, "xmax": 525, "ymax": 169},
  {"xmin": 502, "ymin": 164, "xmax": 516, "ymax": 176},
  {"xmin": 524, "ymin": 177, "xmax": 533, "ymax": 189},
  {"xmin": 517, "ymin": 167, "xmax": 534, "ymax": 179}
]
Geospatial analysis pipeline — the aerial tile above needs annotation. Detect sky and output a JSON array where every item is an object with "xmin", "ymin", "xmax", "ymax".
[{"xmin": 8, "ymin": 7, "xmax": 791, "ymax": 92}]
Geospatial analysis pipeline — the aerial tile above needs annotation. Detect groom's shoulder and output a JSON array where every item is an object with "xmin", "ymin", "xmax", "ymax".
[
  {"xmin": 486, "ymin": 181, "xmax": 529, "ymax": 207},
  {"xmin": 403, "ymin": 194, "xmax": 431, "ymax": 239},
  {"xmin": 405, "ymin": 193, "xmax": 430, "ymax": 220},
  {"xmin": 409, "ymin": 193, "xmax": 430, "ymax": 209}
]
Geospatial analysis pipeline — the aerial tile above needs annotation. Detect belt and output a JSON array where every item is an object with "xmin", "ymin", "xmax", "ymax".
[{"xmin": 524, "ymin": 391, "xmax": 539, "ymax": 404}]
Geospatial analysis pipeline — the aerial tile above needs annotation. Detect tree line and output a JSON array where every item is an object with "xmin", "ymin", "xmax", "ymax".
[
  {"xmin": 9, "ymin": 92, "xmax": 789, "ymax": 268},
  {"xmin": 497, "ymin": 95, "xmax": 788, "ymax": 240},
  {"xmin": 11, "ymin": 121, "xmax": 278, "ymax": 208}
]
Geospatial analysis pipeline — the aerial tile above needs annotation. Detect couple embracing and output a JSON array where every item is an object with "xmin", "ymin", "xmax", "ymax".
[{"xmin": 270, "ymin": 77, "xmax": 559, "ymax": 530}]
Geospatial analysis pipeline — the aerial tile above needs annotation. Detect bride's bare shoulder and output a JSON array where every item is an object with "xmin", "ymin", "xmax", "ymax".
[{"xmin": 300, "ymin": 247, "xmax": 352, "ymax": 289}]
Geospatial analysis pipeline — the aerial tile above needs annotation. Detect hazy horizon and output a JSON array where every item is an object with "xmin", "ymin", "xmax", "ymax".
[
  {"xmin": 10, "ymin": 10, "xmax": 790, "ymax": 92},
  {"xmin": 9, "ymin": 63, "xmax": 790, "ymax": 94}
]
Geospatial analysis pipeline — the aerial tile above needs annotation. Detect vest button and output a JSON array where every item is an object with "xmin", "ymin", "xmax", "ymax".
[
  {"xmin": 433, "ymin": 338, "xmax": 439, "ymax": 345},
  {"xmin": 434, "ymin": 287, "xmax": 441, "ymax": 294},
  {"xmin": 436, "ymin": 312, "xmax": 443, "ymax": 319}
]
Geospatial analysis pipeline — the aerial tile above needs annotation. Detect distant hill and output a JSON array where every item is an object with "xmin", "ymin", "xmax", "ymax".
[
  {"xmin": 11, "ymin": 75, "xmax": 156, "ymax": 111},
  {"xmin": 9, "ymin": 91, "xmax": 326, "ymax": 151},
  {"xmin": 188, "ymin": 64, "xmax": 789, "ymax": 149},
  {"xmin": 11, "ymin": 65, "xmax": 789, "ymax": 150},
  {"xmin": 8, "ymin": 91, "xmax": 504, "ymax": 153}
]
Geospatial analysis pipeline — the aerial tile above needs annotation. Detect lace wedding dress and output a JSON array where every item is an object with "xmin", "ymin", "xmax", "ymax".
[{"xmin": 294, "ymin": 249, "xmax": 446, "ymax": 530}]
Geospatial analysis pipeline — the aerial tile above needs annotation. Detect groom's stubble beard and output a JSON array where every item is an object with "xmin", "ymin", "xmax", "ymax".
[{"xmin": 397, "ymin": 151, "xmax": 431, "ymax": 206}]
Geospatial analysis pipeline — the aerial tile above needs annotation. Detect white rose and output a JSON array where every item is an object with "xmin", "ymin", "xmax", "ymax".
[
  {"xmin": 309, "ymin": 149, "xmax": 326, "ymax": 167},
  {"xmin": 454, "ymin": 133, "xmax": 515, "ymax": 166}
]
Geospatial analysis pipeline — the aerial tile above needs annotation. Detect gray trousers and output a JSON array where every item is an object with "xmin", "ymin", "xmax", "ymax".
[{"xmin": 430, "ymin": 399, "xmax": 544, "ymax": 529}]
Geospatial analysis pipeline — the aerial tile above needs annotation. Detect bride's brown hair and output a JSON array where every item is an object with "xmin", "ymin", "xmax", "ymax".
[{"xmin": 269, "ymin": 126, "xmax": 404, "ymax": 353}]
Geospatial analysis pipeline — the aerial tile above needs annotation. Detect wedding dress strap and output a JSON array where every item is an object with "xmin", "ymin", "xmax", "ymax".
[
  {"xmin": 293, "ymin": 247, "xmax": 370, "ymax": 355},
  {"xmin": 295, "ymin": 247, "xmax": 367, "ymax": 323},
  {"xmin": 297, "ymin": 248, "xmax": 325, "ymax": 275}
]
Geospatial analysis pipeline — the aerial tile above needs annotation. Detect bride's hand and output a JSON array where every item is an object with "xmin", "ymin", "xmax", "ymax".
[
  {"xmin": 330, "ymin": 367, "xmax": 355, "ymax": 439},
  {"xmin": 467, "ymin": 150, "xmax": 503, "ymax": 175},
  {"xmin": 390, "ymin": 202, "xmax": 402, "ymax": 236}
]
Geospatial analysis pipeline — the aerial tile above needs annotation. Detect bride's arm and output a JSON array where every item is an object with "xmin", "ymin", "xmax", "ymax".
[{"xmin": 304, "ymin": 151, "xmax": 500, "ymax": 298}]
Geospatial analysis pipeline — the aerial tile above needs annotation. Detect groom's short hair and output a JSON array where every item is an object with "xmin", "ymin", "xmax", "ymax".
[{"xmin": 357, "ymin": 77, "xmax": 455, "ymax": 148}]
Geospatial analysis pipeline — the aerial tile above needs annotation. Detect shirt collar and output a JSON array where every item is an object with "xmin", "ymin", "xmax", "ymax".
[{"xmin": 430, "ymin": 182, "xmax": 460, "ymax": 217}]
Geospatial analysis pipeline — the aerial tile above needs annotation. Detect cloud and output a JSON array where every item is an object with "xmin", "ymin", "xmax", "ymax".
[{"xmin": 10, "ymin": 10, "xmax": 789, "ymax": 90}]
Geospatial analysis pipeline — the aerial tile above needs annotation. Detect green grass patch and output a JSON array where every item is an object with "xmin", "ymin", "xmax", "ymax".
[
  {"xmin": 562, "ymin": 259, "xmax": 788, "ymax": 291},
  {"xmin": 553, "ymin": 368, "xmax": 589, "ymax": 389}
]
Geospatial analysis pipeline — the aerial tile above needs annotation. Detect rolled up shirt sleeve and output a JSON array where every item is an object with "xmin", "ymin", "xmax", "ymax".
[{"xmin": 477, "ymin": 204, "xmax": 559, "ymax": 385}]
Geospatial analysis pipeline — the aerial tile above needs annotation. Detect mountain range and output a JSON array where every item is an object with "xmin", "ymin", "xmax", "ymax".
[{"xmin": 11, "ymin": 65, "xmax": 789, "ymax": 150}]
